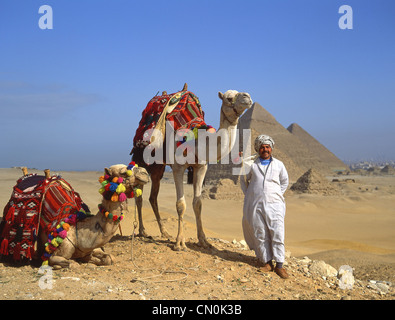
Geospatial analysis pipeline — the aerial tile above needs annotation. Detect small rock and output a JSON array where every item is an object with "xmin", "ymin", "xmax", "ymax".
[
  {"xmin": 309, "ymin": 260, "xmax": 338, "ymax": 278},
  {"xmin": 239, "ymin": 240, "xmax": 248, "ymax": 249},
  {"xmin": 376, "ymin": 283, "xmax": 390, "ymax": 294},
  {"xmin": 338, "ymin": 265, "xmax": 355, "ymax": 290}
]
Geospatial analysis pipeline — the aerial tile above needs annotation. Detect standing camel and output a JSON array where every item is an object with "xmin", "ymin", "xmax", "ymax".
[{"xmin": 130, "ymin": 84, "xmax": 252, "ymax": 251}]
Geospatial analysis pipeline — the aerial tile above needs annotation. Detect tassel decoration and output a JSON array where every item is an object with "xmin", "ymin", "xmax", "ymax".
[
  {"xmin": 0, "ymin": 238, "xmax": 9, "ymax": 255},
  {"xmin": 118, "ymin": 193, "xmax": 127, "ymax": 202}
]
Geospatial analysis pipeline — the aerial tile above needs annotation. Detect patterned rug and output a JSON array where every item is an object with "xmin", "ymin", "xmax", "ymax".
[
  {"xmin": 130, "ymin": 90, "xmax": 211, "ymax": 156},
  {"xmin": 0, "ymin": 174, "xmax": 89, "ymax": 261}
]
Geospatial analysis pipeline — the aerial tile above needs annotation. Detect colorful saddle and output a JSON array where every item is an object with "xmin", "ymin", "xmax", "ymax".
[
  {"xmin": 0, "ymin": 173, "xmax": 89, "ymax": 261},
  {"xmin": 130, "ymin": 90, "xmax": 211, "ymax": 156}
]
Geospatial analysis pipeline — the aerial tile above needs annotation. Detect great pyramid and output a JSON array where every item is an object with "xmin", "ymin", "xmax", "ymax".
[{"xmin": 204, "ymin": 102, "xmax": 348, "ymax": 184}]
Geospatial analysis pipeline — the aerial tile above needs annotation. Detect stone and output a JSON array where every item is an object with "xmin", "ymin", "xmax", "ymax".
[
  {"xmin": 309, "ymin": 260, "xmax": 338, "ymax": 278},
  {"xmin": 338, "ymin": 265, "xmax": 355, "ymax": 290}
]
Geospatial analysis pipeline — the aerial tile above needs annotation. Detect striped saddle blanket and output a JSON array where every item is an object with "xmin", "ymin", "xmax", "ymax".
[
  {"xmin": 0, "ymin": 174, "xmax": 89, "ymax": 261},
  {"xmin": 131, "ymin": 90, "xmax": 209, "ymax": 154}
]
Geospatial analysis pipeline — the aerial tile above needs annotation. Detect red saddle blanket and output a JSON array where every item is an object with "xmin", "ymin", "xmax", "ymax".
[
  {"xmin": 0, "ymin": 174, "xmax": 89, "ymax": 261},
  {"xmin": 131, "ymin": 90, "xmax": 209, "ymax": 154}
]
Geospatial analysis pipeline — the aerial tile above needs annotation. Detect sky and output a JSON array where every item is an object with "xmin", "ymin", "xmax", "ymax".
[{"xmin": 0, "ymin": 0, "xmax": 394, "ymax": 171}]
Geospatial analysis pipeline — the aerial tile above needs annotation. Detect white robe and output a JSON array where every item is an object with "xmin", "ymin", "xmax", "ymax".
[{"xmin": 240, "ymin": 156, "xmax": 289, "ymax": 263}]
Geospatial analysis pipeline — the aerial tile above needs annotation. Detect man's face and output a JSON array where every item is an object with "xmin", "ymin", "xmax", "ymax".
[{"xmin": 259, "ymin": 144, "xmax": 272, "ymax": 160}]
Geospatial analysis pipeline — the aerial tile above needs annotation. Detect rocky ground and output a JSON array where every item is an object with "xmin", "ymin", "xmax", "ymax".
[{"xmin": 0, "ymin": 235, "xmax": 393, "ymax": 302}]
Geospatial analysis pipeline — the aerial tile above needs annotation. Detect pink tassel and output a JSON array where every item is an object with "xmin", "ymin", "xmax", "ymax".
[
  {"xmin": 119, "ymin": 193, "xmax": 127, "ymax": 202},
  {"xmin": 59, "ymin": 230, "xmax": 68, "ymax": 239},
  {"xmin": 66, "ymin": 215, "xmax": 77, "ymax": 225}
]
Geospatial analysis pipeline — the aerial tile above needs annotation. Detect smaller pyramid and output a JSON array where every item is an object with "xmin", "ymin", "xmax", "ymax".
[
  {"xmin": 381, "ymin": 165, "xmax": 395, "ymax": 175},
  {"xmin": 202, "ymin": 179, "xmax": 244, "ymax": 200},
  {"xmin": 290, "ymin": 168, "xmax": 339, "ymax": 195}
]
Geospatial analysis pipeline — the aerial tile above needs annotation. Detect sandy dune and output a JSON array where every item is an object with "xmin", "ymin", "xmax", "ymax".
[{"xmin": 1, "ymin": 167, "xmax": 394, "ymax": 285}]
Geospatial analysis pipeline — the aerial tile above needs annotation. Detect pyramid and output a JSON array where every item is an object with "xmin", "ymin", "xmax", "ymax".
[
  {"xmin": 205, "ymin": 102, "xmax": 347, "ymax": 184},
  {"xmin": 201, "ymin": 179, "xmax": 244, "ymax": 200},
  {"xmin": 290, "ymin": 168, "xmax": 340, "ymax": 195},
  {"xmin": 287, "ymin": 123, "xmax": 347, "ymax": 172},
  {"xmin": 381, "ymin": 165, "xmax": 395, "ymax": 175}
]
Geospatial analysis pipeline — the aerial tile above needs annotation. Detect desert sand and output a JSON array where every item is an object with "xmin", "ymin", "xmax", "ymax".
[{"xmin": 0, "ymin": 167, "xmax": 394, "ymax": 301}]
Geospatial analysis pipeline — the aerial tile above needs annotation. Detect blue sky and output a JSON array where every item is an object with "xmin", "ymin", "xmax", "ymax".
[{"xmin": 0, "ymin": 0, "xmax": 394, "ymax": 171}]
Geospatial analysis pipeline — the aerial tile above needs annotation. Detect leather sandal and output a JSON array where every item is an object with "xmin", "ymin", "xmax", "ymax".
[
  {"xmin": 257, "ymin": 262, "xmax": 274, "ymax": 272},
  {"xmin": 274, "ymin": 267, "xmax": 289, "ymax": 279}
]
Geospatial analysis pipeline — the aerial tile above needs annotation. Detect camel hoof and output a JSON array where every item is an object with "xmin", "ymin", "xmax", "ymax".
[
  {"xmin": 173, "ymin": 244, "xmax": 187, "ymax": 252},
  {"xmin": 161, "ymin": 231, "xmax": 172, "ymax": 240},
  {"xmin": 137, "ymin": 231, "xmax": 149, "ymax": 238},
  {"xmin": 103, "ymin": 254, "xmax": 115, "ymax": 265},
  {"xmin": 198, "ymin": 239, "xmax": 212, "ymax": 249}
]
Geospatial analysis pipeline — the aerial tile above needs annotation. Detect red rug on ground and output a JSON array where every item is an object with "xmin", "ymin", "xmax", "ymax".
[{"xmin": 0, "ymin": 174, "xmax": 88, "ymax": 261}]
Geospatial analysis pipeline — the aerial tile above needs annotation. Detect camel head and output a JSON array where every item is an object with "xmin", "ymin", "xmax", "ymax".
[
  {"xmin": 101, "ymin": 163, "xmax": 149, "ymax": 201},
  {"xmin": 218, "ymin": 90, "xmax": 253, "ymax": 124}
]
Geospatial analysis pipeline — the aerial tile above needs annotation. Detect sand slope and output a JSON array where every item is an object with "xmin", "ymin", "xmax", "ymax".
[{"xmin": 0, "ymin": 167, "xmax": 394, "ymax": 300}]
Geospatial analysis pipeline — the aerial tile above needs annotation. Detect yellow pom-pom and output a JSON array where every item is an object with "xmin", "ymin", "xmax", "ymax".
[
  {"xmin": 51, "ymin": 238, "xmax": 59, "ymax": 247},
  {"xmin": 99, "ymin": 187, "xmax": 105, "ymax": 194},
  {"xmin": 126, "ymin": 170, "xmax": 133, "ymax": 176},
  {"xmin": 116, "ymin": 184, "xmax": 126, "ymax": 194},
  {"xmin": 42, "ymin": 260, "xmax": 49, "ymax": 266},
  {"xmin": 135, "ymin": 188, "xmax": 142, "ymax": 197},
  {"xmin": 134, "ymin": 164, "xmax": 138, "ymax": 168}
]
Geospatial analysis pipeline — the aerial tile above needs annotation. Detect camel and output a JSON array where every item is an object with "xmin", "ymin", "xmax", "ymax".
[
  {"xmin": 131, "ymin": 84, "xmax": 252, "ymax": 251},
  {"xmin": 26, "ymin": 164, "xmax": 149, "ymax": 269}
]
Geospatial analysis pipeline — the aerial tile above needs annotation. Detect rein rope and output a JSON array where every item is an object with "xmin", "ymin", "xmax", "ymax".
[{"xmin": 129, "ymin": 197, "xmax": 188, "ymax": 283}]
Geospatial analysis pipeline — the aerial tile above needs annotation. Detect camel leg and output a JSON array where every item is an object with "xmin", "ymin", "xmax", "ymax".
[
  {"xmin": 80, "ymin": 248, "xmax": 115, "ymax": 266},
  {"xmin": 172, "ymin": 164, "xmax": 187, "ymax": 251},
  {"xmin": 49, "ymin": 256, "xmax": 79, "ymax": 269},
  {"xmin": 149, "ymin": 165, "xmax": 171, "ymax": 239},
  {"xmin": 192, "ymin": 164, "xmax": 211, "ymax": 248},
  {"xmin": 135, "ymin": 186, "xmax": 148, "ymax": 237}
]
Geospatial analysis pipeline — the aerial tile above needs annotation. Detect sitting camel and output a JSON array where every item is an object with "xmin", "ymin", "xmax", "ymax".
[
  {"xmin": 0, "ymin": 164, "xmax": 149, "ymax": 269},
  {"xmin": 42, "ymin": 164, "xmax": 150, "ymax": 269}
]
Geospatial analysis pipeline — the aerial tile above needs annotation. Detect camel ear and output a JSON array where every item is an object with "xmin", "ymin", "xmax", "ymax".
[
  {"xmin": 218, "ymin": 92, "xmax": 224, "ymax": 100},
  {"xmin": 104, "ymin": 167, "xmax": 111, "ymax": 176},
  {"xmin": 119, "ymin": 166, "xmax": 127, "ymax": 175}
]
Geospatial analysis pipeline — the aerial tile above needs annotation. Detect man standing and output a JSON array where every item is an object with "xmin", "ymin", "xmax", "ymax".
[{"xmin": 240, "ymin": 135, "xmax": 289, "ymax": 279}]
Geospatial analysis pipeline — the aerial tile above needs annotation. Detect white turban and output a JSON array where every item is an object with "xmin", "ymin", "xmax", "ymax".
[{"xmin": 254, "ymin": 134, "xmax": 275, "ymax": 152}]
